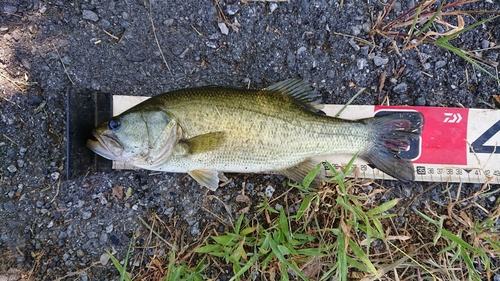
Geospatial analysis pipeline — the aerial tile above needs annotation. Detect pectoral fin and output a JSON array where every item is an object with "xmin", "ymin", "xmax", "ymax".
[
  {"xmin": 279, "ymin": 158, "xmax": 325, "ymax": 187},
  {"xmin": 183, "ymin": 131, "xmax": 226, "ymax": 154},
  {"xmin": 188, "ymin": 169, "xmax": 221, "ymax": 191}
]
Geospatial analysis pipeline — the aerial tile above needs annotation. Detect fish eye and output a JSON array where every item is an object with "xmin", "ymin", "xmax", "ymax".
[{"xmin": 108, "ymin": 118, "xmax": 121, "ymax": 131}]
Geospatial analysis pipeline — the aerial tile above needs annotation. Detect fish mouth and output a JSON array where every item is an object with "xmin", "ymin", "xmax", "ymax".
[{"xmin": 86, "ymin": 131, "xmax": 124, "ymax": 161}]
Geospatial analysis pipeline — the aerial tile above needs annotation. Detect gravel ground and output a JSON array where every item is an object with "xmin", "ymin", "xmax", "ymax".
[{"xmin": 0, "ymin": 0, "xmax": 499, "ymax": 280}]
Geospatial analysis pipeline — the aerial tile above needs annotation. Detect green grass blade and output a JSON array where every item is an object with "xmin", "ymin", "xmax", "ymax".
[
  {"xmin": 348, "ymin": 239, "xmax": 379, "ymax": 278},
  {"xmin": 416, "ymin": 1, "xmax": 444, "ymax": 36},
  {"xmin": 267, "ymin": 236, "xmax": 308, "ymax": 280},
  {"xmin": 196, "ymin": 244, "xmax": 222, "ymax": 253},
  {"xmin": 407, "ymin": 3, "xmax": 423, "ymax": 38},
  {"xmin": 235, "ymin": 213, "xmax": 244, "ymax": 234},
  {"xmin": 302, "ymin": 163, "xmax": 322, "ymax": 189},
  {"xmin": 337, "ymin": 234, "xmax": 348, "ymax": 281},
  {"xmin": 366, "ymin": 198, "xmax": 400, "ymax": 216},
  {"xmin": 106, "ymin": 250, "xmax": 132, "ymax": 281},
  {"xmin": 335, "ymin": 88, "xmax": 366, "ymax": 117},
  {"xmin": 296, "ymin": 194, "xmax": 314, "ymax": 221},
  {"xmin": 441, "ymin": 229, "xmax": 476, "ymax": 252},
  {"xmin": 434, "ymin": 15, "xmax": 500, "ymax": 83}
]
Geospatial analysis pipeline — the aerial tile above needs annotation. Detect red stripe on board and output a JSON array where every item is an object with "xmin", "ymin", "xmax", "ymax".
[{"xmin": 375, "ymin": 106, "xmax": 469, "ymax": 165}]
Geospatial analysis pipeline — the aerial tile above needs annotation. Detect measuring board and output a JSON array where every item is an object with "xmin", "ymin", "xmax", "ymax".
[{"xmin": 106, "ymin": 95, "xmax": 500, "ymax": 184}]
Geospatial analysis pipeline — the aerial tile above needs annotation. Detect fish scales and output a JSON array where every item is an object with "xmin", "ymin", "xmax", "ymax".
[{"xmin": 149, "ymin": 87, "xmax": 370, "ymax": 173}]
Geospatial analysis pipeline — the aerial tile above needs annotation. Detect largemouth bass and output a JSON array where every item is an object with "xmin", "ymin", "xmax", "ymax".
[{"xmin": 87, "ymin": 79, "xmax": 423, "ymax": 190}]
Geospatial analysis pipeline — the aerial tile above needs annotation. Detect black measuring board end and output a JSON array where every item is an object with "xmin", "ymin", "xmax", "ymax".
[{"xmin": 65, "ymin": 89, "xmax": 113, "ymax": 180}]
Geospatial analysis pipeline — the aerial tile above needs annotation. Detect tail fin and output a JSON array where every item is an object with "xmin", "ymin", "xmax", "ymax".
[{"xmin": 360, "ymin": 112, "xmax": 424, "ymax": 182}]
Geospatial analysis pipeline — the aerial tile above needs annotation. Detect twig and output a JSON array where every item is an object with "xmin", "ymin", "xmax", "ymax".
[
  {"xmin": 2, "ymin": 134, "xmax": 18, "ymax": 145},
  {"xmin": 1, "ymin": 94, "xmax": 21, "ymax": 108},
  {"xmin": 52, "ymin": 43, "xmax": 74, "ymax": 85},
  {"xmin": 332, "ymin": 31, "xmax": 376, "ymax": 47},
  {"xmin": 149, "ymin": 1, "xmax": 172, "ymax": 74},
  {"xmin": 50, "ymin": 178, "xmax": 61, "ymax": 203},
  {"xmin": 138, "ymin": 216, "xmax": 174, "ymax": 248},
  {"xmin": 102, "ymin": 29, "xmax": 120, "ymax": 41},
  {"xmin": 0, "ymin": 72, "xmax": 25, "ymax": 92}
]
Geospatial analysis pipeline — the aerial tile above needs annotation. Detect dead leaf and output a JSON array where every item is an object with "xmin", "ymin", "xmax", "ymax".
[
  {"xmin": 112, "ymin": 186, "xmax": 124, "ymax": 199},
  {"xmin": 235, "ymin": 194, "xmax": 251, "ymax": 204},
  {"xmin": 237, "ymin": 206, "xmax": 250, "ymax": 215},
  {"xmin": 492, "ymin": 95, "xmax": 500, "ymax": 104},
  {"xmin": 230, "ymin": 19, "xmax": 241, "ymax": 32}
]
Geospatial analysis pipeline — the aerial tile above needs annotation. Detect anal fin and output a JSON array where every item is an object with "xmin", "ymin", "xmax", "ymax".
[{"xmin": 279, "ymin": 158, "xmax": 325, "ymax": 188}]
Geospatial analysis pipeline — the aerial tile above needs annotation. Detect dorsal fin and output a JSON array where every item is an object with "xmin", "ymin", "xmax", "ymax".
[{"xmin": 264, "ymin": 79, "xmax": 324, "ymax": 111}]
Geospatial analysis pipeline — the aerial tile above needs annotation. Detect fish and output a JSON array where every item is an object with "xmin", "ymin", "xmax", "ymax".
[{"xmin": 87, "ymin": 79, "xmax": 424, "ymax": 190}]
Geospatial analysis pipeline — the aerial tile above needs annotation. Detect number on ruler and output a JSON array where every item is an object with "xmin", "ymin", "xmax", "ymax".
[
  {"xmin": 416, "ymin": 166, "xmax": 426, "ymax": 175},
  {"xmin": 470, "ymin": 120, "xmax": 500, "ymax": 154}
]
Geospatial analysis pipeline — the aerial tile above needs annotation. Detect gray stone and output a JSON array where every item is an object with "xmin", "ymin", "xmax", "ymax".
[
  {"xmin": 101, "ymin": 19, "xmax": 111, "ymax": 30},
  {"xmin": 164, "ymin": 19, "xmax": 174, "ymax": 26},
  {"xmin": 481, "ymin": 39, "xmax": 490, "ymax": 49},
  {"xmin": 100, "ymin": 232, "xmax": 108, "ymax": 244},
  {"xmin": 357, "ymin": 58, "xmax": 367, "ymax": 70},
  {"xmin": 51, "ymin": 172, "xmax": 60, "ymax": 181},
  {"xmin": 3, "ymin": 201, "xmax": 15, "ymax": 212},
  {"xmin": 226, "ymin": 4, "xmax": 239, "ymax": 15},
  {"xmin": 82, "ymin": 211, "xmax": 92, "ymax": 220},
  {"xmin": 205, "ymin": 41, "xmax": 218, "ymax": 49},
  {"xmin": 348, "ymin": 38, "xmax": 360, "ymax": 51},
  {"xmin": 76, "ymin": 249, "xmax": 85, "ymax": 257},
  {"xmin": 393, "ymin": 83, "xmax": 407, "ymax": 94},
  {"xmin": 190, "ymin": 222, "xmax": 200, "ymax": 236},
  {"xmin": 7, "ymin": 165, "xmax": 17, "ymax": 173},
  {"xmin": 11, "ymin": 29, "xmax": 22, "ymax": 41},
  {"xmin": 351, "ymin": 25, "xmax": 361, "ymax": 36},
  {"xmin": 435, "ymin": 60, "xmax": 447, "ymax": 70},
  {"xmin": 209, "ymin": 33, "xmax": 219, "ymax": 40},
  {"xmin": 218, "ymin": 22, "xmax": 229, "ymax": 35},
  {"xmin": 82, "ymin": 10, "xmax": 99, "ymax": 22},
  {"xmin": 105, "ymin": 224, "xmax": 114, "ymax": 233},
  {"xmin": 297, "ymin": 46, "xmax": 307, "ymax": 55},
  {"xmin": 265, "ymin": 185, "xmax": 275, "ymax": 198},
  {"xmin": 373, "ymin": 56, "xmax": 389, "ymax": 66},
  {"xmin": 4, "ymin": 5, "xmax": 17, "ymax": 14},
  {"xmin": 360, "ymin": 46, "xmax": 369, "ymax": 56},
  {"xmin": 414, "ymin": 96, "xmax": 426, "ymax": 106},
  {"xmin": 269, "ymin": 3, "xmax": 278, "ymax": 13}
]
